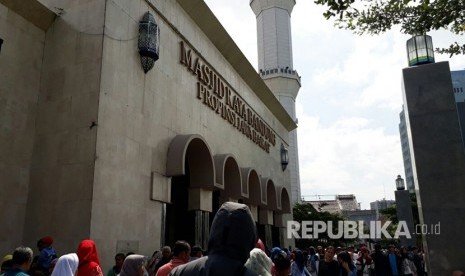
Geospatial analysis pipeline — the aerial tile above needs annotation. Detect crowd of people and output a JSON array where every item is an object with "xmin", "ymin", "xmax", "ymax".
[
  {"xmin": 0, "ymin": 238, "xmax": 105, "ymax": 276},
  {"xmin": 279, "ymin": 243, "xmax": 426, "ymax": 276},
  {"xmin": 1, "ymin": 202, "xmax": 463, "ymax": 276}
]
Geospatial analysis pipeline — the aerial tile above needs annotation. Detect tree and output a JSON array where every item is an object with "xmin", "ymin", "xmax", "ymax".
[
  {"xmin": 314, "ymin": 0, "xmax": 465, "ymax": 56},
  {"xmin": 292, "ymin": 203, "xmax": 356, "ymax": 249},
  {"xmin": 378, "ymin": 205, "xmax": 401, "ymax": 247},
  {"xmin": 378, "ymin": 194, "xmax": 423, "ymax": 247},
  {"xmin": 379, "ymin": 204, "xmax": 398, "ymax": 224}
]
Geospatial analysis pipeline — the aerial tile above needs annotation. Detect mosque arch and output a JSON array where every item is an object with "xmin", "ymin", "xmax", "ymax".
[
  {"xmin": 165, "ymin": 134, "xmax": 215, "ymax": 249},
  {"xmin": 213, "ymin": 154, "xmax": 242, "ymax": 198},
  {"xmin": 277, "ymin": 186, "xmax": 291, "ymax": 213},
  {"xmin": 261, "ymin": 178, "xmax": 278, "ymax": 211},
  {"xmin": 166, "ymin": 134, "xmax": 215, "ymax": 190},
  {"xmin": 242, "ymin": 168, "xmax": 263, "ymax": 206}
]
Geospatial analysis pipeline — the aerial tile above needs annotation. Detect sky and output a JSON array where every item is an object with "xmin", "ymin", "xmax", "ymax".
[{"xmin": 204, "ymin": 0, "xmax": 465, "ymax": 209}]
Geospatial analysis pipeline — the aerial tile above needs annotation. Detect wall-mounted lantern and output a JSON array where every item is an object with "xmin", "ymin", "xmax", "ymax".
[
  {"xmin": 0, "ymin": 38, "xmax": 3, "ymax": 53},
  {"xmin": 406, "ymin": 35, "xmax": 435, "ymax": 67},
  {"xmin": 281, "ymin": 144, "xmax": 289, "ymax": 171},
  {"xmin": 138, "ymin": 12, "xmax": 159, "ymax": 74}
]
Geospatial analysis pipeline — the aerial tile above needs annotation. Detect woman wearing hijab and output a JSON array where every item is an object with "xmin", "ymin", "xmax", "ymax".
[
  {"xmin": 76, "ymin": 240, "xmax": 103, "ymax": 276},
  {"xmin": 51, "ymin": 253, "xmax": 79, "ymax": 276},
  {"xmin": 120, "ymin": 254, "xmax": 147, "ymax": 276},
  {"xmin": 291, "ymin": 250, "xmax": 310, "ymax": 276},
  {"xmin": 245, "ymin": 248, "xmax": 272, "ymax": 276},
  {"xmin": 337, "ymin": 251, "xmax": 357, "ymax": 276},
  {"xmin": 307, "ymin": 247, "xmax": 319, "ymax": 276},
  {"xmin": 147, "ymin": 251, "xmax": 161, "ymax": 276}
]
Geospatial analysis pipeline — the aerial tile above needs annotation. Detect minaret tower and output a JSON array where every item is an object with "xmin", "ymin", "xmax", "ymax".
[{"xmin": 250, "ymin": 0, "xmax": 301, "ymax": 204}]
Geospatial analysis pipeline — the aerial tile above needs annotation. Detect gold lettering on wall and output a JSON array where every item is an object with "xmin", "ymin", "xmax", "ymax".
[{"xmin": 180, "ymin": 41, "xmax": 276, "ymax": 153}]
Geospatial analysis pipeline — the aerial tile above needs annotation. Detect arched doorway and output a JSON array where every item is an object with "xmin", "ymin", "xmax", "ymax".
[
  {"xmin": 210, "ymin": 154, "xmax": 242, "ymax": 228},
  {"xmin": 166, "ymin": 162, "xmax": 193, "ymax": 247},
  {"xmin": 241, "ymin": 168, "xmax": 262, "ymax": 240},
  {"xmin": 166, "ymin": 135, "xmax": 215, "ymax": 249},
  {"xmin": 260, "ymin": 178, "xmax": 278, "ymax": 249},
  {"xmin": 214, "ymin": 154, "xmax": 242, "ymax": 203},
  {"xmin": 274, "ymin": 186, "xmax": 292, "ymax": 247}
]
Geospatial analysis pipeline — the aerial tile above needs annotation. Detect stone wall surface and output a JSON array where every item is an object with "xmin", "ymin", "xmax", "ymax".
[
  {"xmin": 0, "ymin": 1, "xmax": 46, "ymax": 254},
  {"xmin": 402, "ymin": 61, "xmax": 465, "ymax": 274},
  {"xmin": 24, "ymin": 0, "xmax": 105, "ymax": 255}
]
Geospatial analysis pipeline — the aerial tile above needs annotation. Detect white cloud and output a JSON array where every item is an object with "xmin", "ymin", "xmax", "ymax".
[{"xmin": 296, "ymin": 103, "xmax": 402, "ymax": 208}]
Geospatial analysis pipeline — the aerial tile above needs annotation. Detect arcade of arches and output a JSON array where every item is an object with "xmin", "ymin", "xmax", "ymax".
[{"xmin": 163, "ymin": 134, "xmax": 292, "ymax": 250}]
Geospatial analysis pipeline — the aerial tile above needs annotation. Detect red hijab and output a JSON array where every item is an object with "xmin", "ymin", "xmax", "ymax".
[{"xmin": 76, "ymin": 239, "xmax": 103, "ymax": 276}]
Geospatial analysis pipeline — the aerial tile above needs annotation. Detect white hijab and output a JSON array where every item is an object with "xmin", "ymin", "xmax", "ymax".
[
  {"xmin": 245, "ymin": 248, "xmax": 272, "ymax": 276},
  {"xmin": 51, "ymin": 253, "xmax": 79, "ymax": 276}
]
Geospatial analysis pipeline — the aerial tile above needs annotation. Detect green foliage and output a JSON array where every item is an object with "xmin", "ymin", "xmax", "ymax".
[
  {"xmin": 292, "ymin": 203, "xmax": 356, "ymax": 249},
  {"xmin": 378, "ymin": 194, "xmax": 423, "ymax": 247},
  {"xmin": 380, "ymin": 204, "xmax": 398, "ymax": 224},
  {"xmin": 314, "ymin": 0, "xmax": 465, "ymax": 56},
  {"xmin": 378, "ymin": 205, "xmax": 400, "ymax": 244}
]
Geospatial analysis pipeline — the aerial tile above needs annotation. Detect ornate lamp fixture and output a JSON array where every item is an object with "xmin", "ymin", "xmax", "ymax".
[
  {"xmin": 395, "ymin": 175, "xmax": 405, "ymax": 191},
  {"xmin": 0, "ymin": 38, "xmax": 3, "ymax": 53},
  {"xmin": 281, "ymin": 143, "xmax": 289, "ymax": 171},
  {"xmin": 406, "ymin": 35, "xmax": 435, "ymax": 67},
  {"xmin": 138, "ymin": 12, "xmax": 160, "ymax": 73}
]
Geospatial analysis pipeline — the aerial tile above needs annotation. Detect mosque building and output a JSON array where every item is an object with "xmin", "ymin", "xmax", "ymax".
[{"xmin": 0, "ymin": 0, "xmax": 300, "ymax": 268}]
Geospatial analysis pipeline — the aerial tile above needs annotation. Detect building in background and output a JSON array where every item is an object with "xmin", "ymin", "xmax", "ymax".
[
  {"xmin": 370, "ymin": 198, "xmax": 395, "ymax": 222},
  {"xmin": 370, "ymin": 199, "xmax": 395, "ymax": 212},
  {"xmin": 304, "ymin": 194, "xmax": 359, "ymax": 214},
  {"xmin": 342, "ymin": 209, "xmax": 377, "ymax": 227},
  {"xmin": 251, "ymin": 0, "xmax": 302, "ymax": 204},
  {"xmin": 399, "ymin": 108, "xmax": 415, "ymax": 193},
  {"xmin": 452, "ymin": 70, "xmax": 465, "ymax": 149}
]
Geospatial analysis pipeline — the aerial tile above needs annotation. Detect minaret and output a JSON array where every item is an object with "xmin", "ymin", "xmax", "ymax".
[{"xmin": 250, "ymin": 0, "xmax": 301, "ymax": 204}]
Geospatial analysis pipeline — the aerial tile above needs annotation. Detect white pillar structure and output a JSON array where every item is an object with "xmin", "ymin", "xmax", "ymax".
[{"xmin": 250, "ymin": 0, "xmax": 301, "ymax": 204}]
